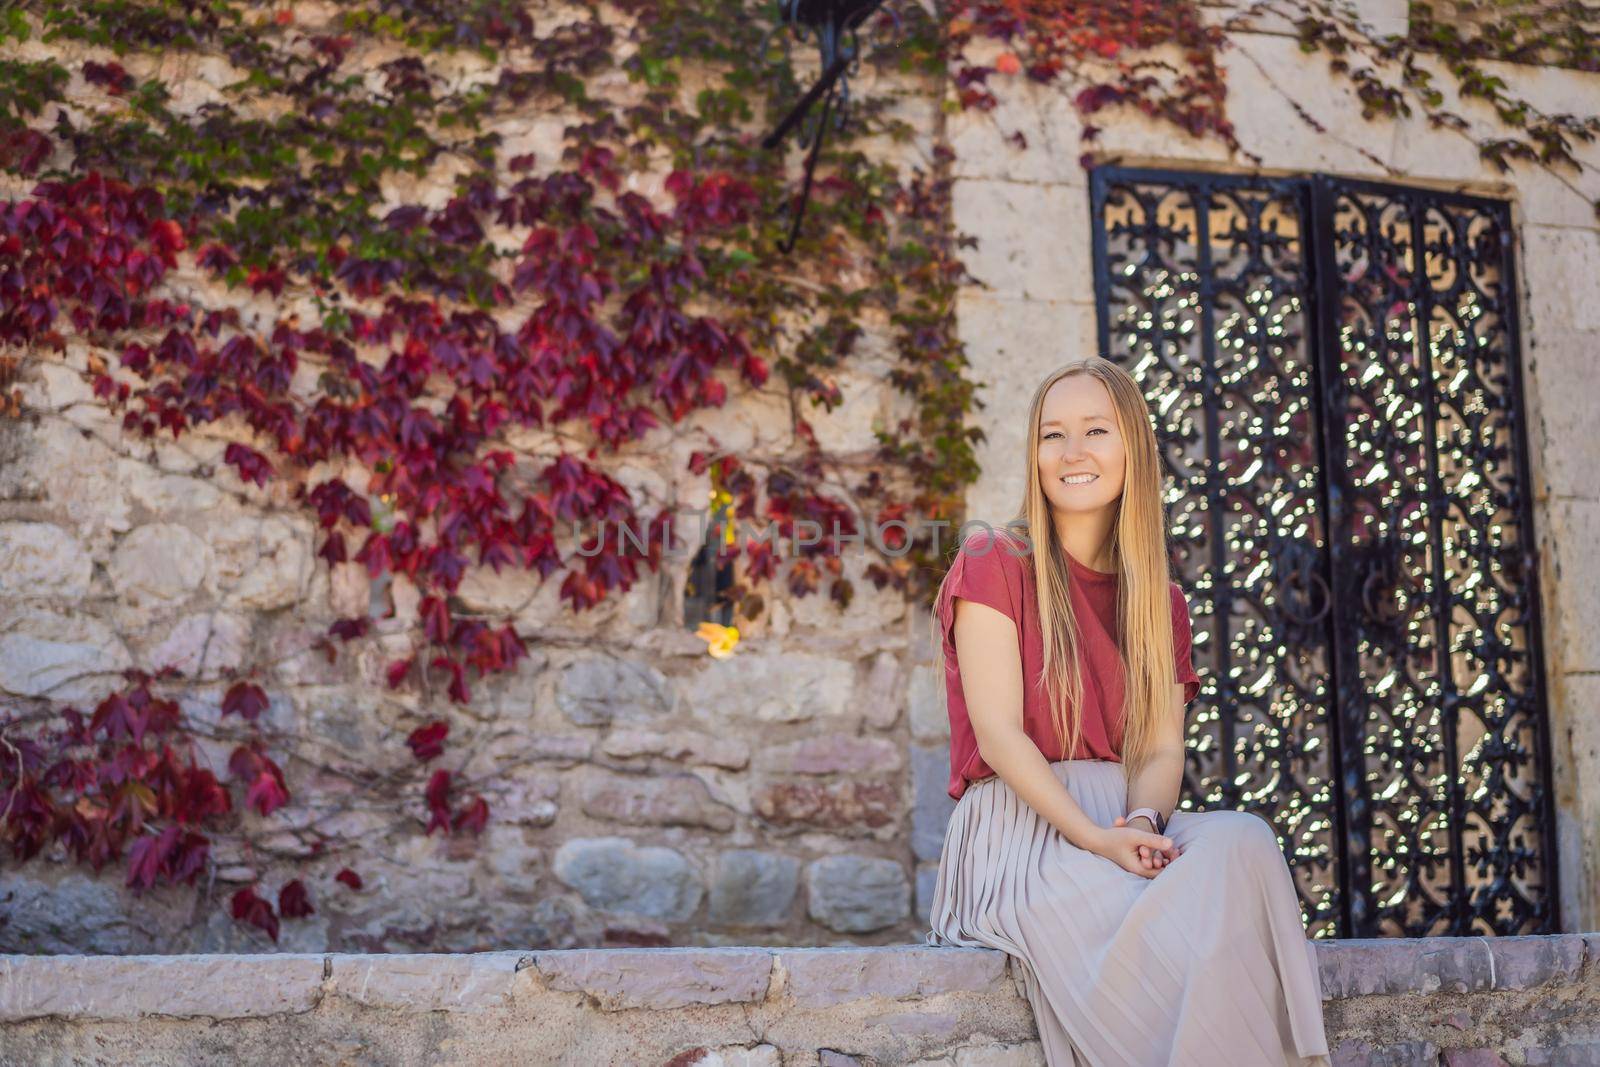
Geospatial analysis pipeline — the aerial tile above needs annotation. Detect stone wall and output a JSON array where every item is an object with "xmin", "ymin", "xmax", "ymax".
[
  {"xmin": 3, "ymin": 0, "xmax": 1600, "ymax": 957},
  {"xmin": 0, "ymin": 3, "xmax": 950, "ymax": 954},
  {"xmin": 4, "ymin": 936, "xmax": 1600, "ymax": 1065}
]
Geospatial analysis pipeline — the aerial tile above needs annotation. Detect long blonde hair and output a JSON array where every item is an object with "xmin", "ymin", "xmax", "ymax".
[{"xmin": 929, "ymin": 358, "xmax": 1182, "ymax": 781}]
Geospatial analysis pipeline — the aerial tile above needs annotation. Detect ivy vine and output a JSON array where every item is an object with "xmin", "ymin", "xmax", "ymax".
[{"xmin": 2, "ymin": 0, "xmax": 1595, "ymax": 945}]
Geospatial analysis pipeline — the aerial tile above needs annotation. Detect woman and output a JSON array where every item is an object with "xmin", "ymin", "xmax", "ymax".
[{"xmin": 923, "ymin": 359, "xmax": 1331, "ymax": 1067}]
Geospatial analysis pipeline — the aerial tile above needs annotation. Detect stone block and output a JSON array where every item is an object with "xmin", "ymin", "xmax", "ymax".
[
  {"xmin": 753, "ymin": 780, "xmax": 899, "ymax": 834},
  {"xmin": 861, "ymin": 650, "xmax": 903, "ymax": 731},
  {"xmin": 551, "ymin": 837, "xmax": 704, "ymax": 921},
  {"xmin": 1517, "ymin": 160, "xmax": 1600, "ymax": 229},
  {"xmin": 0, "ymin": 522, "xmax": 92, "ymax": 600},
  {"xmin": 804, "ymin": 366, "xmax": 890, "ymax": 454},
  {"xmin": 480, "ymin": 823, "xmax": 544, "ymax": 884},
  {"xmin": 329, "ymin": 951, "xmax": 529, "ymax": 1011},
  {"xmin": 1317, "ymin": 937, "xmax": 1491, "ymax": 998},
  {"xmin": 1483, "ymin": 934, "xmax": 1586, "ymax": 990},
  {"xmin": 5, "ymin": 418, "xmax": 131, "ymax": 558},
  {"xmin": 0, "ymin": 871, "xmax": 172, "ymax": 955},
  {"xmin": 0, "ymin": 606, "xmax": 132, "ymax": 700},
  {"xmin": 1524, "ymin": 227, "xmax": 1600, "ymax": 335},
  {"xmin": 861, "ymin": 1008, "xmax": 965, "ymax": 1043},
  {"xmin": 691, "ymin": 651, "xmax": 855, "ymax": 724},
  {"xmin": 946, "ymin": 69, "xmax": 1092, "ymax": 185},
  {"xmin": 916, "ymin": 862, "xmax": 940, "ymax": 927},
  {"xmin": 708, "ymin": 850, "xmax": 800, "ymax": 927},
  {"xmin": 495, "ymin": 774, "xmax": 560, "ymax": 826},
  {"xmin": 109, "ymin": 523, "xmax": 209, "ymax": 607},
  {"xmin": 950, "ymin": 179, "xmax": 1094, "ymax": 304},
  {"xmin": 205, "ymin": 513, "xmax": 313, "ymax": 611},
  {"xmin": 955, "ymin": 1042, "xmax": 1047, "ymax": 1066},
  {"xmin": 1527, "ymin": 328, "xmax": 1600, "ymax": 499},
  {"xmin": 141, "ymin": 611, "xmax": 250, "ymax": 675},
  {"xmin": 1329, "ymin": 1039, "xmax": 1441, "ymax": 1067},
  {"xmin": 673, "ymin": 1045, "xmax": 783, "ymax": 1067},
  {"xmin": 1441, "ymin": 1051, "xmax": 1509, "ymax": 1067},
  {"xmin": 0, "ymin": 953, "xmax": 325, "ymax": 1021},
  {"xmin": 1521, "ymin": 1044, "xmax": 1600, "ymax": 1066},
  {"xmin": 454, "ymin": 561, "xmax": 543, "ymax": 615},
  {"xmin": 805, "ymin": 856, "xmax": 910, "ymax": 934},
  {"xmin": 754, "ymin": 735, "xmax": 904, "ymax": 776},
  {"xmin": 1546, "ymin": 499, "xmax": 1600, "ymax": 674},
  {"xmin": 909, "ymin": 664, "xmax": 949, "ymax": 740},
  {"xmin": 912, "ymin": 743, "xmax": 957, "ymax": 862},
  {"xmin": 1213, "ymin": 31, "xmax": 1406, "ymax": 175},
  {"xmin": 579, "ymin": 770, "xmax": 735, "ymax": 832},
  {"xmin": 122, "ymin": 464, "xmax": 225, "ymax": 517},
  {"xmin": 600, "ymin": 728, "xmax": 750, "ymax": 769},
  {"xmin": 780, "ymin": 946, "xmax": 1007, "ymax": 1008},
  {"xmin": 556, "ymin": 654, "xmax": 678, "ymax": 725},
  {"xmin": 529, "ymin": 947, "xmax": 773, "ymax": 1010}
]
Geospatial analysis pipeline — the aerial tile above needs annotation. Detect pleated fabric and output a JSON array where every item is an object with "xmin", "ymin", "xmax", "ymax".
[{"xmin": 925, "ymin": 759, "xmax": 1331, "ymax": 1067}]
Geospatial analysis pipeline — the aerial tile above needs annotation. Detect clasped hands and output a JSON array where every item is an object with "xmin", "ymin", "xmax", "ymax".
[{"xmin": 1090, "ymin": 814, "xmax": 1182, "ymax": 879}]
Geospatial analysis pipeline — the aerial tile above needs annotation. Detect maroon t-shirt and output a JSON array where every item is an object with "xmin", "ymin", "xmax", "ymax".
[{"xmin": 936, "ymin": 527, "xmax": 1201, "ymax": 801}]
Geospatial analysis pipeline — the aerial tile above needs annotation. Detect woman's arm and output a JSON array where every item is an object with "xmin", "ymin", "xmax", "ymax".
[
  {"xmin": 952, "ymin": 597, "xmax": 1107, "ymax": 849},
  {"xmin": 1122, "ymin": 682, "xmax": 1186, "ymax": 836}
]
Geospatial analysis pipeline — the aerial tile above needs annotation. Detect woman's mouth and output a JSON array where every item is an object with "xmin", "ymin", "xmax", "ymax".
[{"xmin": 1061, "ymin": 473, "xmax": 1098, "ymax": 486}]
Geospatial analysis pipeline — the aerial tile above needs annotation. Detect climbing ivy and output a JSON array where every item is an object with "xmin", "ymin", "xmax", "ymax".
[
  {"xmin": 0, "ymin": 0, "xmax": 975, "ymax": 944},
  {"xmin": 2, "ymin": 0, "xmax": 1596, "ymax": 945},
  {"xmin": 939, "ymin": 0, "xmax": 1600, "ymax": 217}
]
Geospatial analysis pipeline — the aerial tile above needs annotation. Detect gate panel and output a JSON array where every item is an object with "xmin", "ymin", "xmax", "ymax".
[
  {"xmin": 1090, "ymin": 169, "xmax": 1342, "ymax": 937},
  {"xmin": 1310, "ymin": 175, "xmax": 1559, "ymax": 936},
  {"xmin": 1089, "ymin": 166, "xmax": 1559, "ymax": 938}
]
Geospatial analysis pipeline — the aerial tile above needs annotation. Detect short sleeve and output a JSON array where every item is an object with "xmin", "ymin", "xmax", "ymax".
[
  {"xmin": 1170, "ymin": 582, "xmax": 1201, "ymax": 705},
  {"xmin": 937, "ymin": 529, "xmax": 1022, "ymax": 645}
]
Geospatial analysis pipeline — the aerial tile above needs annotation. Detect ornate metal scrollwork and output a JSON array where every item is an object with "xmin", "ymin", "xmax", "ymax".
[{"xmin": 1090, "ymin": 166, "xmax": 1559, "ymax": 939}]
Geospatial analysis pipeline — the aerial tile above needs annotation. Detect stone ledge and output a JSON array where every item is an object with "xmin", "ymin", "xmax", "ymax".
[
  {"xmin": 2, "ymin": 937, "xmax": 1598, "ymax": 1065},
  {"xmin": 0, "ymin": 952, "xmax": 329, "ymax": 1021},
  {"xmin": 6, "ymin": 937, "xmax": 1597, "ymax": 1023},
  {"xmin": 1318, "ymin": 934, "xmax": 1600, "ymax": 997}
]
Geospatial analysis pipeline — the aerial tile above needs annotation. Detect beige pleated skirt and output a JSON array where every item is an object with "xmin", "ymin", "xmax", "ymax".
[{"xmin": 925, "ymin": 758, "xmax": 1331, "ymax": 1067}]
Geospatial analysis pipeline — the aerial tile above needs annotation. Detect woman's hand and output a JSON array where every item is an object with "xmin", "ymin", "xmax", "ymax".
[
  {"xmin": 1115, "ymin": 814, "xmax": 1182, "ymax": 872},
  {"xmin": 1087, "ymin": 820, "xmax": 1180, "ymax": 878}
]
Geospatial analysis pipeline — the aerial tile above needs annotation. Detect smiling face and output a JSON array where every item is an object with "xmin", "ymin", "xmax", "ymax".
[{"xmin": 1038, "ymin": 373, "xmax": 1127, "ymax": 518}]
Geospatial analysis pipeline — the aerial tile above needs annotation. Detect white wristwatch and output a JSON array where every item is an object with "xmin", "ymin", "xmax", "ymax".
[{"xmin": 1125, "ymin": 806, "xmax": 1166, "ymax": 835}]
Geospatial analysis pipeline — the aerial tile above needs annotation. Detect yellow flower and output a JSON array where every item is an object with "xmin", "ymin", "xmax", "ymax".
[{"xmin": 695, "ymin": 621, "xmax": 740, "ymax": 659}]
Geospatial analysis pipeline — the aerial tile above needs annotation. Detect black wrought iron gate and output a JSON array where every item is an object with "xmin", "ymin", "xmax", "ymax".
[{"xmin": 1088, "ymin": 166, "xmax": 1559, "ymax": 939}]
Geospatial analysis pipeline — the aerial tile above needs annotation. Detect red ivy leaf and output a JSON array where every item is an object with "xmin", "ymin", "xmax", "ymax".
[
  {"xmin": 419, "ymin": 596, "xmax": 451, "ymax": 644},
  {"xmin": 125, "ymin": 823, "xmax": 180, "ymax": 892},
  {"xmin": 429, "ymin": 655, "xmax": 470, "ymax": 703},
  {"xmin": 405, "ymin": 720, "xmax": 449, "ymax": 763},
  {"xmin": 229, "ymin": 745, "xmax": 290, "ymax": 816},
  {"xmin": 223, "ymin": 442, "xmax": 273, "ymax": 487},
  {"xmin": 335, "ymin": 867, "xmax": 364, "ymax": 890},
  {"xmin": 328, "ymin": 616, "xmax": 369, "ymax": 641},
  {"xmin": 246, "ymin": 767, "xmax": 290, "ymax": 817},
  {"xmin": 318, "ymin": 531, "xmax": 347, "ymax": 564},
  {"xmin": 221, "ymin": 681, "xmax": 269, "ymax": 722},
  {"xmin": 424, "ymin": 768, "xmax": 451, "ymax": 835},
  {"xmin": 230, "ymin": 886, "xmax": 280, "ymax": 943},
  {"xmin": 385, "ymin": 656, "xmax": 416, "ymax": 689},
  {"xmin": 278, "ymin": 878, "xmax": 315, "ymax": 919},
  {"xmin": 451, "ymin": 795, "xmax": 489, "ymax": 836}
]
